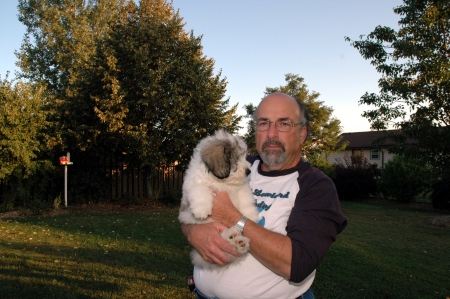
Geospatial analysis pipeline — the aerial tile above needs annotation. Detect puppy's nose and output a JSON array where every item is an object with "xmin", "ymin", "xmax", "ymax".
[{"xmin": 245, "ymin": 169, "xmax": 251, "ymax": 176}]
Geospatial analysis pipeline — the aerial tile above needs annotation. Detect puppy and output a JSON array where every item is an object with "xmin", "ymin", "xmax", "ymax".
[{"xmin": 178, "ymin": 130, "xmax": 259, "ymax": 270}]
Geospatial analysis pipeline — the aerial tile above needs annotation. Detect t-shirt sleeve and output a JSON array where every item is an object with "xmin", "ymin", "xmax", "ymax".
[{"xmin": 286, "ymin": 169, "xmax": 347, "ymax": 283}]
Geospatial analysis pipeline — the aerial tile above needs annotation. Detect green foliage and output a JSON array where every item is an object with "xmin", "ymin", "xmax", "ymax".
[
  {"xmin": 0, "ymin": 76, "xmax": 59, "ymax": 207},
  {"xmin": 306, "ymin": 153, "xmax": 335, "ymax": 176},
  {"xmin": 16, "ymin": 0, "xmax": 241, "ymax": 169},
  {"xmin": 333, "ymin": 153, "xmax": 381, "ymax": 200},
  {"xmin": 242, "ymin": 103, "xmax": 257, "ymax": 154},
  {"xmin": 86, "ymin": 0, "xmax": 241, "ymax": 170},
  {"xmin": 346, "ymin": 0, "xmax": 450, "ymax": 176},
  {"xmin": 0, "ymin": 77, "xmax": 49, "ymax": 179},
  {"xmin": 430, "ymin": 175, "xmax": 450, "ymax": 210},
  {"xmin": 377, "ymin": 155, "xmax": 432, "ymax": 202},
  {"xmin": 14, "ymin": 0, "xmax": 242, "ymax": 202},
  {"xmin": 244, "ymin": 74, "xmax": 346, "ymax": 163},
  {"xmin": 53, "ymin": 194, "xmax": 61, "ymax": 210}
]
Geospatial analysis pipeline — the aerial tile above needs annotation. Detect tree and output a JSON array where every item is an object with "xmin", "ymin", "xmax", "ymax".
[
  {"xmin": 0, "ymin": 76, "xmax": 48, "ymax": 179},
  {"xmin": 0, "ymin": 76, "xmax": 55, "ymax": 206},
  {"xmin": 377, "ymin": 154, "xmax": 432, "ymax": 202},
  {"xmin": 242, "ymin": 103, "xmax": 257, "ymax": 154},
  {"xmin": 345, "ymin": 0, "xmax": 450, "ymax": 175},
  {"xmin": 253, "ymin": 74, "xmax": 346, "ymax": 167},
  {"xmin": 88, "ymin": 0, "xmax": 241, "ymax": 171},
  {"xmin": 16, "ymin": 0, "xmax": 126, "ymax": 155},
  {"xmin": 16, "ymin": 0, "xmax": 241, "ymax": 200},
  {"xmin": 17, "ymin": 0, "xmax": 240, "ymax": 165}
]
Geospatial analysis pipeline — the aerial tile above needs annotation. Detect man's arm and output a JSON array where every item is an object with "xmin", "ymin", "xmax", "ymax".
[
  {"xmin": 211, "ymin": 191, "xmax": 292, "ymax": 279},
  {"xmin": 180, "ymin": 221, "xmax": 240, "ymax": 265}
]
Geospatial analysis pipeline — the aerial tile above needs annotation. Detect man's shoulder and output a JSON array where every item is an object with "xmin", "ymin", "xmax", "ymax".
[{"xmin": 296, "ymin": 162, "xmax": 331, "ymax": 183}]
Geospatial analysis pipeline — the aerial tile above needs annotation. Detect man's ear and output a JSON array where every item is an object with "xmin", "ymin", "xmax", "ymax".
[{"xmin": 300, "ymin": 125, "xmax": 308, "ymax": 144}]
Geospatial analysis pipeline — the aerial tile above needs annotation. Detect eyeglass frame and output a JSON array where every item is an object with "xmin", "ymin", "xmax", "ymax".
[{"xmin": 254, "ymin": 118, "xmax": 304, "ymax": 132}]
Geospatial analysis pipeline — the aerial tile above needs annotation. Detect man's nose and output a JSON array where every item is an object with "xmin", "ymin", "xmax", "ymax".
[{"xmin": 266, "ymin": 121, "xmax": 278, "ymax": 138}]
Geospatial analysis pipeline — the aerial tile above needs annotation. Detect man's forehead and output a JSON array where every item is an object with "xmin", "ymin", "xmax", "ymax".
[
  {"xmin": 257, "ymin": 116, "xmax": 291, "ymax": 121},
  {"xmin": 256, "ymin": 104, "xmax": 300, "ymax": 120}
]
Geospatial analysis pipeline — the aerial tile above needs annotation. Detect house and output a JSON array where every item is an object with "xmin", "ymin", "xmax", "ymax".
[{"xmin": 327, "ymin": 130, "xmax": 416, "ymax": 168}]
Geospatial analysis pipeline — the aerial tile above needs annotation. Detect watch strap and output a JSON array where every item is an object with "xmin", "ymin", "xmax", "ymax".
[{"xmin": 235, "ymin": 216, "xmax": 248, "ymax": 233}]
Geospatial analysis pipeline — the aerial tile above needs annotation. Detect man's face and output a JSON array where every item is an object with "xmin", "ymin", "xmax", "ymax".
[{"xmin": 255, "ymin": 94, "xmax": 307, "ymax": 171}]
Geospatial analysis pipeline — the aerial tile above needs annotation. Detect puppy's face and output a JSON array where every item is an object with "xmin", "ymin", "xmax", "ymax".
[{"xmin": 200, "ymin": 135, "xmax": 250, "ymax": 183}]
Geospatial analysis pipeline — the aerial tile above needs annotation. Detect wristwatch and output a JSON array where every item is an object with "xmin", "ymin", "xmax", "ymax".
[{"xmin": 235, "ymin": 216, "xmax": 248, "ymax": 233}]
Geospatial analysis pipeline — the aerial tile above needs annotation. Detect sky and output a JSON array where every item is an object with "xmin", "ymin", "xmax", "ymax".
[{"xmin": 0, "ymin": 0, "xmax": 404, "ymax": 133}]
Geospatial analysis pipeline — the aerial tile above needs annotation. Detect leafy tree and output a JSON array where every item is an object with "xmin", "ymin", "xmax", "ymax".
[
  {"xmin": 16, "ymin": 0, "xmax": 125, "ymax": 155},
  {"xmin": 88, "ymin": 0, "xmax": 241, "ymax": 171},
  {"xmin": 0, "ymin": 76, "xmax": 55, "ymax": 207},
  {"xmin": 0, "ymin": 76, "xmax": 48, "ymax": 179},
  {"xmin": 345, "ymin": 0, "xmax": 450, "ymax": 176},
  {"xmin": 377, "ymin": 155, "xmax": 432, "ymax": 202},
  {"xmin": 16, "ymin": 0, "xmax": 241, "ymax": 200},
  {"xmin": 242, "ymin": 103, "xmax": 257, "ymax": 154},
  {"xmin": 261, "ymin": 74, "xmax": 346, "ymax": 167}
]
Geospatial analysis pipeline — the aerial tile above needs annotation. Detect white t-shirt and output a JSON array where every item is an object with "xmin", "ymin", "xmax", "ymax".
[{"xmin": 193, "ymin": 159, "xmax": 315, "ymax": 299}]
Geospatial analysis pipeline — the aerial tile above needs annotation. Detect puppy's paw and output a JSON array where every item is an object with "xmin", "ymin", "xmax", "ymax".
[
  {"xmin": 221, "ymin": 226, "xmax": 250, "ymax": 254},
  {"xmin": 233, "ymin": 235, "xmax": 250, "ymax": 254},
  {"xmin": 191, "ymin": 205, "xmax": 212, "ymax": 220}
]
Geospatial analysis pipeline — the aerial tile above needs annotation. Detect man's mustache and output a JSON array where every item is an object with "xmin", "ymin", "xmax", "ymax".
[{"xmin": 262, "ymin": 139, "xmax": 285, "ymax": 151}]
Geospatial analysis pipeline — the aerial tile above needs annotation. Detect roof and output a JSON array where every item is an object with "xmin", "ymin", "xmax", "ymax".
[{"xmin": 339, "ymin": 130, "xmax": 416, "ymax": 149}]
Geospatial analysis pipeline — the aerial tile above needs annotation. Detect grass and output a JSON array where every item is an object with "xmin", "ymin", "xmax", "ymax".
[
  {"xmin": 314, "ymin": 201, "xmax": 450, "ymax": 299},
  {"xmin": 0, "ymin": 206, "xmax": 195, "ymax": 299},
  {"xmin": 0, "ymin": 201, "xmax": 449, "ymax": 299}
]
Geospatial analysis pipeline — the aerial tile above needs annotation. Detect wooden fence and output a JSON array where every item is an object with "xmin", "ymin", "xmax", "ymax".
[
  {"xmin": 0, "ymin": 162, "xmax": 184, "ymax": 204},
  {"xmin": 104, "ymin": 164, "xmax": 184, "ymax": 200}
]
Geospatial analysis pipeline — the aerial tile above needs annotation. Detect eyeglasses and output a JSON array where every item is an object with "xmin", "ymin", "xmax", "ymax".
[{"xmin": 255, "ymin": 119, "xmax": 303, "ymax": 132}]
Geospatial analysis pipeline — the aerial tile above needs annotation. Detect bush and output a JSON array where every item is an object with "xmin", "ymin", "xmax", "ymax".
[
  {"xmin": 333, "ymin": 153, "xmax": 380, "ymax": 200},
  {"xmin": 308, "ymin": 155, "xmax": 335, "ymax": 178},
  {"xmin": 0, "ymin": 161, "xmax": 59, "ymax": 209},
  {"xmin": 431, "ymin": 175, "xmax": 450, "ymax": 210},
  {"xmin": 377, "ymin": 155, "xmax": 432, "ymax": 202}
]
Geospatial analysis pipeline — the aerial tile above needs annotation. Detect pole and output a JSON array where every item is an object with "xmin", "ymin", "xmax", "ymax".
[
  {"xmin": 64, "ymin": 151, "xmax": 70, "ymax": 208},
  {"xmin": 64, "ymin": 165, "xmax": 68, "ymax": 208}
]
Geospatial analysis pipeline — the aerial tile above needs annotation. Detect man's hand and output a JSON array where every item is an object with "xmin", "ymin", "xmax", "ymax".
[
  {"xmin": 181, "ymin": 221, "xmax": 240, "ymax": 265},
  {"xmin": 211, "ymin": 191, "xmax": 293, "ymax": 279}
]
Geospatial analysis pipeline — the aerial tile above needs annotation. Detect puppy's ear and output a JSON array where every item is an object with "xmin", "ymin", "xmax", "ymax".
[{"xmin": 201, "ymin": 140, "xmax": 233, "ymax": 179}]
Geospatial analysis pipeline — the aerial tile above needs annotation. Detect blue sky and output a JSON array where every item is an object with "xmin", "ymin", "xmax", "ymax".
[{"xmin": 1, "ymin": 0, "xmax": 403, "ymax": 133}]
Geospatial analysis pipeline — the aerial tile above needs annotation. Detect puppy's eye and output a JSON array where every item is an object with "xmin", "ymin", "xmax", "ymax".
[{"xmin": 245, "ymin": 169, "xmax": 251, "ymax": 176}]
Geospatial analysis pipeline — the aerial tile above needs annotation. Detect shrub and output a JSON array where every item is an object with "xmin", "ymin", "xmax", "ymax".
[
  {"xmin": 377, "ymin": 155, "xmax": 432, "ymax": 202},
  {"xmin": 308, "ymin": 155, "xmax": 335, "ymax": 178},
  {"xmin": 333, "ymin": 153, "xmax": 380, "ymax": 200},
  {"xmin": 431, "ymin": 175, "xmax": 450, "ymax": 210}
]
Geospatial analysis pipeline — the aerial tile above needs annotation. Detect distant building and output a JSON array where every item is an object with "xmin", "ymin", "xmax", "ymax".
[{"xmin": 327, "ymin": 130, "xmax": 417, "ymax": 168}]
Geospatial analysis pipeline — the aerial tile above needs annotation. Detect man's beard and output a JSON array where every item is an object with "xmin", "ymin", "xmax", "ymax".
[{"xmin": 260, "ymin": 140, "xmax": 286, "ymax": 167}]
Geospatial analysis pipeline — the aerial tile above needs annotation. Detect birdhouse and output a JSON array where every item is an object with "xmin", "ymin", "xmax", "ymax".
[{"xmin": 60, "ymin": 156, "xmax": 69, "ymax": 165}]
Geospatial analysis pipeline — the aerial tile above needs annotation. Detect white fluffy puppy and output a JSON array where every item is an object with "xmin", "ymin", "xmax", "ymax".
[{"xmin": 178, "ymin": 130, "xmax": 259, "ymax": 270}]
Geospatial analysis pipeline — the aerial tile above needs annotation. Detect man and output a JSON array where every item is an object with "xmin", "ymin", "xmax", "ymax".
[{"xmin": 182, "ymin": 92, "xmax": 347, "ymax": 299}]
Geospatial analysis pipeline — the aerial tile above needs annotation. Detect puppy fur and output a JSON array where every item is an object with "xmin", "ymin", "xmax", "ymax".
[{"xmin": 178, "ymin": 130, "xmax": 259, "ymax": 270}]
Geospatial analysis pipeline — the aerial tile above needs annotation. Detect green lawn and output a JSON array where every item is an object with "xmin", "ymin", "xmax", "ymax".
[
  {"xmin": 0, "ymin": 201, "xmax": 448, "ymax": 299},
  {"xmin": 0, "ymin": 207, "xmax": 195, "ymax": 299},
  {"xmin": 315, "ymin": 201, "xmax": 450, "ymax": 299}
]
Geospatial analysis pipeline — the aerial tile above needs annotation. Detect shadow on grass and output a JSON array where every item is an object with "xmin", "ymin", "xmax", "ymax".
[{"xmin": 0, "ymin": 210, "xmax": 195, "ymax": 298}]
